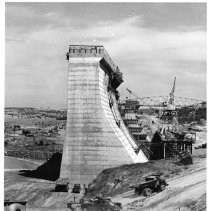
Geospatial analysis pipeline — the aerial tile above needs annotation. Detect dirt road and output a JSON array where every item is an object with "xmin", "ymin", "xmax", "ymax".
[
  {"xmin": 4, "ymin": 156, "xmax": 41, "ymax": 170},
  {"xmin": 112, "ymin": 169, "xmax": 206, "ymax": 211}
]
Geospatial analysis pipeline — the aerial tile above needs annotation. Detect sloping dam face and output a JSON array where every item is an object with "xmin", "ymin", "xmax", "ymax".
[{"xmin": 60, "ymin": 45, "xmax": 148, "ymax": 184}]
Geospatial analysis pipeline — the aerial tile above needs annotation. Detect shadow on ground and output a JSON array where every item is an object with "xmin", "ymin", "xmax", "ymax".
[{"xmin": 19, "ymin": 152, "xmax": 62, "ymax": 181}]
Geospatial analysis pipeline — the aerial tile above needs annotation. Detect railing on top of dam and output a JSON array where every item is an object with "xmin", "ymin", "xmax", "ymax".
[{"xmin": 68, "ymin": 45, "xmax": 119, "ymax": 74}]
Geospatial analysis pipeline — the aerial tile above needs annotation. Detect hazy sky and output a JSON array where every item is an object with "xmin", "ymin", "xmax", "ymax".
[{"xmin": 5, "ymin": 3, "xmax": 206, "ymax": 108}]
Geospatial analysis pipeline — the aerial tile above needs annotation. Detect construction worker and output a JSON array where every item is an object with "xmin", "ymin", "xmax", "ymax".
[{"xmin": 84, "ymin": 184, "xmax": 88, "ymax": 196}]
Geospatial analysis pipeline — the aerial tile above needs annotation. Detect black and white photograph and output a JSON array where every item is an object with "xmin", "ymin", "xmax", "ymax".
[{"xmin": 3, "ymin": 2, "xmax": 207, "ymax": 211}]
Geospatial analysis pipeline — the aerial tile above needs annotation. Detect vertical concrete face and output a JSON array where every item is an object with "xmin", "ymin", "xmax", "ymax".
[{"xmin": 60, "ymin": 45, "xmax": 148, "ymax": 184}]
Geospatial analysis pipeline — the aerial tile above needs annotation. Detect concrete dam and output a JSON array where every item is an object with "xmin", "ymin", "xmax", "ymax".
[{"xmin": 59, "ymin": 45, "xmax": 148, "ymax": 184}]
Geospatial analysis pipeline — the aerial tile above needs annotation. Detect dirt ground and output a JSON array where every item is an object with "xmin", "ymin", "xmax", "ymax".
[
  {"xmin": 130, "ymin": 169, "xmax": 206, "ymax": 211},
  {"xmin": 112, "ymin": 168, "xmax": 205, "ymax": 210},
  {"xmin": 5, "ymin": 170, "xmax": 71, "ymax": 208},
  {"xmin": 4, "ymin": 156, "xmax": 42, "ymax": 171},
  {"xmin": 4, "ymin": 148, "xmax": 206, "ymax": 210},
  {"xmin": 4, "ymin": 156, "xmax": 81, "ymax": 208}
]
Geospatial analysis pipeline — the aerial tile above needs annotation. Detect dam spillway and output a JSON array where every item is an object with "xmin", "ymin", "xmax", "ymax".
[{"xmin": 59, "ymin": 45, "xmax": 148, "ymax": 184}]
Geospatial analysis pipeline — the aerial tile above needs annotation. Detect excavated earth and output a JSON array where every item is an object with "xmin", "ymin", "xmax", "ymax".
[{"xmin": 4, "ymin": 148, "xmax": 206, "ymax": 210}]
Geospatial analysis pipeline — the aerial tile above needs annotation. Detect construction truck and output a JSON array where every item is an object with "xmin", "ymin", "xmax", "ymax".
[{"xmin": 130, "ymin": 174, "xmax": 168, "ymax": 197}]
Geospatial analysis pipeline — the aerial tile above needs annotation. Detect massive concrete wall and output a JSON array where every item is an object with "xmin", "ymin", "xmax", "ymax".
[{"xmin": 60, "ymin": 46, "xmax": 148, "ymax": 184}]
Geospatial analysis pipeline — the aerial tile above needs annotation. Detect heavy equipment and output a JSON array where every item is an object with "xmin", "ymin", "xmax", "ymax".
[
  {"xmin": 130, "ymin": 174, "xmax": 168, "ymax": 197},
  {"xmin": 67, "ymin": 196, "xmax": 122, "ymax": 211}
]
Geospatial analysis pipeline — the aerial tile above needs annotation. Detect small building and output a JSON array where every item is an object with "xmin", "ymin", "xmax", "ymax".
[{"xmin": 149, "ymin": 131, "xmax": 195, "ymax": 160}]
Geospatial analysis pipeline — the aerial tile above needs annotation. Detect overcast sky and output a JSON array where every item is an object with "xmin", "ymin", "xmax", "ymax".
[{"xmin": 5, "ymin": 3, "xmax": 206, "ymax": 108}]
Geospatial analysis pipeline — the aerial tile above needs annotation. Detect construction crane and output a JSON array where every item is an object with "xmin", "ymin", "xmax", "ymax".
[
  {"xmin": 126, "ymin": 88, "xmax": 143, "ymax": 99},
  {"xmin": 159, "ymin": 77, "xmax": 178, "ymax": 132},
  {"xmin": 120, "ymin": 77, "xmax": 205, "ymax": 126},
  {"xmin": 125, "ymin": 88, "xmax": 160, "ymax": 107},
  {"xmin": 168, "ymin": 76, "xmax": 176, "ymax": 107},
  {"xmin": 120, "ymin": 77, "xmax": 205, "ymax": 129},
  {"xmin": 121, "ymin": 77, "xmax": 204, "ymax": 109}
]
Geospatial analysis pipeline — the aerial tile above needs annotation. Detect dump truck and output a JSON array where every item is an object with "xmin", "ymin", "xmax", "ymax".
[
  {"xmin": 67, "ymin": 196, "xmax": 122, "ymax": 211},
  {"xmin": 130, "ymin": 174, "xmax": 168, "ymax": 197}
]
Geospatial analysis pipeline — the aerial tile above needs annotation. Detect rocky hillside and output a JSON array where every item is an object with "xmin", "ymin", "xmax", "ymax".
[{"xmin": 86, "ymin": 148, "xmax": 206, "ymax": 198}]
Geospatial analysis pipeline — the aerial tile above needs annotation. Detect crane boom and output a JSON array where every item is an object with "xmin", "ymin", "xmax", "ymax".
[
  {"xmin": 169, "ymin": 77, "xmax": 176, "ymax": 105},
  {"xmin": 172, "ymin": 77, "xmax": 176, "ymax": 93}
]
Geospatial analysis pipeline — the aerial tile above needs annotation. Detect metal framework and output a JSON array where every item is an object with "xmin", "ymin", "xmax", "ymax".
[
  {"xmin": 119, "ymin": 84, "xmax": 206, "ymax": 131},
  {"xmin": 119, "ymin": 95, "xmax": 205, "ymax": 109}
]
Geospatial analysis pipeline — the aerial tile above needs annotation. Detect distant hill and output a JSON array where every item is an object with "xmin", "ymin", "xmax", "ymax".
[{"xmin": 177, "ymin": 104, "xmax": 206, "ymax": 124}]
